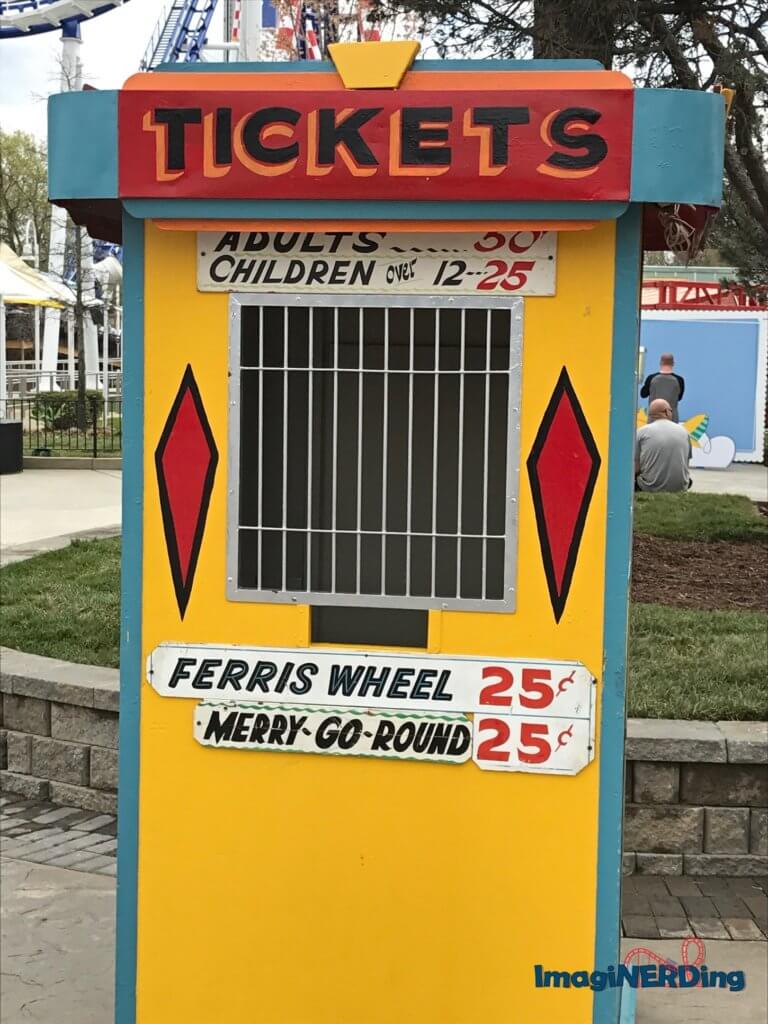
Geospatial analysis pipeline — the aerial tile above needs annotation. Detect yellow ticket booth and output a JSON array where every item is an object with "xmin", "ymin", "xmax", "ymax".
[{"xmin": 49, "ymin": 41, "xmax": 725, "ymax": 1024}]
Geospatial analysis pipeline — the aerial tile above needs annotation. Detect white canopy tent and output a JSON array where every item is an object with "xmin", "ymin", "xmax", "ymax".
[
  {"xmin": 0, "ymin": 244, "xmax": 125, "ymax": 403},
  {"xmin": 0, "ymin": 244, "xmax": 78, "ymax": 405},
  {"xmin": 0, "ymin": 244, "xmax": 75, "ymax": 305}
]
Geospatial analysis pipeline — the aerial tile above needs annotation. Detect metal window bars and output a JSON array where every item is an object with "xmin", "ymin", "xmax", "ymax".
[{"xmin": 228, "ymin": 295, "xmax": 522, "ymax": 612}]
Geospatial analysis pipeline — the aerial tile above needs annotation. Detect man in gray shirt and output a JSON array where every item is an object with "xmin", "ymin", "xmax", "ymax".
[{"xmin": 635, "ymin": 399, "xmax": 692, "ymax": 492}]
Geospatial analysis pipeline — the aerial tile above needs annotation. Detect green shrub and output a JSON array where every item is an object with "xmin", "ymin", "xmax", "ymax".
[{"xmin": 31, "ymin": 390, "xmax": 104, "ymax": 430}]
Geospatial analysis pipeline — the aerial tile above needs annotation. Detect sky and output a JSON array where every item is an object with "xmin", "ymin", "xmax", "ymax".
[
  {"xmin": 0, "ymin": 1, "xmax": 430, "ymax": 141},
  {"xmin": 0, "ymin": 0, "xmax": 226, "ymax": 139}
]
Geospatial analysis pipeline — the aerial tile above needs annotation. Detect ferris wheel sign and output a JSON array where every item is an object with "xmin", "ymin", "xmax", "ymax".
[
  {"xmin": 197, "ymin": 229, "xmax": 556, "ymax": 294},
  {"xmin": 147, "ymin": 643, "xmax": 596, "ymax": 776}
]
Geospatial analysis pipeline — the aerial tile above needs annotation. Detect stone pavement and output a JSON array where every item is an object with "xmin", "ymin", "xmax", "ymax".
[
  {"xmin": 0, "ymin": 469, "xmax": 121, "ymax": 567},
  {"xmin": 0, "ymin": 795, "xmax": 116, "ymax": 875},
  {"xmin": 621, "ymin": 874, "xmax": 768, "ymax": 942}
]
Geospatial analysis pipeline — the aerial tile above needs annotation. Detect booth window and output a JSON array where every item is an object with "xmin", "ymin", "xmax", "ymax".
[{"xmin": 228, "ymin": 296, "xmax": 522, "ymax": 613}]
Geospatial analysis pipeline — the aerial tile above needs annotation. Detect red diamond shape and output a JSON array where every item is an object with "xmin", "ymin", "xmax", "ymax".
[
  {"xmin": 155, "ymin": 365, "xmax": 218, "ymax": 619},
  {"xmin": 527, "ymin": 368, "xmax": 601, "ymax": 622}
]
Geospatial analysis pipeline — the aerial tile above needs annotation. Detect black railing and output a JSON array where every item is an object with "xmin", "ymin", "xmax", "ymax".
[{"xmin": 2, "ymin": 396, "xmax": 122, "ymax": 458}]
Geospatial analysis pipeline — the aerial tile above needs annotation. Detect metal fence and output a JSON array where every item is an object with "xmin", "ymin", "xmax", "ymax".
[
  {"xmin": 1, "ymin": 396, "xmax": 122, "ymax": 458},
  {"xmin": 4, "ymin": 363, "xmax": 123, "ymax": 397}
]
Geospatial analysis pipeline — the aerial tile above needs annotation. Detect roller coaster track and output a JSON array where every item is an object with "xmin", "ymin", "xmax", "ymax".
[
  {"xmin": 140, "ymin": 0, "xmax": 219, "ymax": 70},
  {"xmin": 0, "ymin": 0, "xmax": 125, "ymax": 39}
]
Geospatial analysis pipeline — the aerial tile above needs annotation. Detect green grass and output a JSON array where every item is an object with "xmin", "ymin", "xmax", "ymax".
[
  {"xmin": 628, "ymin": 603, "xmax": 768, "ymax": 721},
  {"xmin": 0, "ymin": 538, "xmax": 121, "ymax": 668},
  {"xmin": 1, "ymin": 534, "xmax": 766, "ymax": 720},
  {"xmin": 634, "ymin": 492, "xmax": 768, "ymax": 543}
]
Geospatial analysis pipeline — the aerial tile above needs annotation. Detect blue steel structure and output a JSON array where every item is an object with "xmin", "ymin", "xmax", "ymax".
[
  {"xmin": 1, "ymin": 0, "xmax": 281, "ymax": 70},
  {"xmin": 140, "ymin": 0, "xmax": 219, "ymax": 70},
  {"xmin": 0, "ymin": 0, "xmax": 221, "ymax": 67},
  {"xmin": 0, "ymin": 0, "xmax": 124, "ymax": 38}
]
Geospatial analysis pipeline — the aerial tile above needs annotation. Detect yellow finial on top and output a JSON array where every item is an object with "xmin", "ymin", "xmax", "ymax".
[{"xmin": 327, "ymin": 40, "xmax": 421, "ymax": 89}]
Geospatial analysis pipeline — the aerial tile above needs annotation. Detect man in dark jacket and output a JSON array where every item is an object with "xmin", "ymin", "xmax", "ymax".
[{"xmin": 640, "ymin": 353, "xmax": 685, "ymax": 422}]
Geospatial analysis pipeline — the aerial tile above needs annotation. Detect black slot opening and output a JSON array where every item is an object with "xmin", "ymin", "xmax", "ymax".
[{"xmin": 311, "ymin": 606, "xmax": 428, "ymax": 649}]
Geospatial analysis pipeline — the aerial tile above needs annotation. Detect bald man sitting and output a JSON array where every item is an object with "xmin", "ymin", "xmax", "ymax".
[{"xmin": 635, "ymin": 399, "xmax": 692, "ymax": 493}]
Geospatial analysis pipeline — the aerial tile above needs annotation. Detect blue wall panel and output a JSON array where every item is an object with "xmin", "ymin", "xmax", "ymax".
[{"xmin": 639, "ymin": 317, "xmax": 761, "ymax": 453}]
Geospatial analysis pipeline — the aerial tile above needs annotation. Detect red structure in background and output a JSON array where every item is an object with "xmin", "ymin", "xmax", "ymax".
[{"xmin": 642, "ymin": 278, "xmax": 768, "ymax": 310}]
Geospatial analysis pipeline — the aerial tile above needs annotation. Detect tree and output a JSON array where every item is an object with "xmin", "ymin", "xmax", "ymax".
[
  {"xmin": 711, "ymin": 187, "xmax": 768, "ymax": 286},
  {"xmin": 374, "ymin": 0, "xmax": 768, "ymax": 283},
  {"xmin": 0, "ymin": 129, "xmax": 49, "ymax": 269}
]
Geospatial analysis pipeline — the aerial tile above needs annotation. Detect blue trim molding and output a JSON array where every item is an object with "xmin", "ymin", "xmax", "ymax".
[
  {"xmin": 115, "ymin": 213, "xmax": 143, "ymax": 1024},
  {"xmin": 631, "ymin": 88, "xmax": 725, "ymax": 206},
  {"xmin": 154, "ymin": 57, "xmax": 605, "ymax": 73},
  {"xmin": 619, "ymin": 984, "xmax": 638, "ymax": 1024},
  {"xmin": 48, "ymin": 91, "xmax": 118, "ymax": 200},
  {"xmin": 592, "ymin": 206, "xmax": 642, "ymax": 1024},
  {"xmin": 123, "ymin": 198, "xmax": 629, "ymax": 222}
]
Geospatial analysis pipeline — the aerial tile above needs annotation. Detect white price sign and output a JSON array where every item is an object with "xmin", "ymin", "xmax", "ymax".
[
  {"xmin": 197, "ymin": 229, "xmax": 556, "ymax": 295},
  {"xmin": 147, "ymin": 643, "xmax": 595, "ymax": 718},
  {"xmin": 195, "ymin": 703, "xmax": 472, "ymax": 765},
  {"xmin": 472, "ymin": 715, "xmax": 595, "ymax": 776}
]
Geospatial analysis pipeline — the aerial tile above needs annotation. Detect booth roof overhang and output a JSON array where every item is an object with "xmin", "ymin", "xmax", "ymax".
[{"xmin": 47, "ymin": 42, "xmax": 726, "ymax": 243}]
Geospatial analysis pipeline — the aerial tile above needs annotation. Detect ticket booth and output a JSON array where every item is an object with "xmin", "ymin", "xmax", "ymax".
[{"xmin": 48, "ymin": 42, "xmax": 725, "ymax": 1024}]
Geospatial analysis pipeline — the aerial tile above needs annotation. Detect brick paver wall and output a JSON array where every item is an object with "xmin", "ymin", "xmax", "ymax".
[
  {"xmin": 0, "ymin": 649, "xmax": 118, "ymax": 814},
  {"xmin": 624, "ymin": 720, "xmax": 767, "ymax": 876}
]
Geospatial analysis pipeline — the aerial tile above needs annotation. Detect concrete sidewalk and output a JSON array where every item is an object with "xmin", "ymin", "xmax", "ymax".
[
  {"xmin": 690, "ymin": 464, "xmax": 767, "ymax": 501},
  {"xmin": 622, "ymin": 938, "xmax": 766, "ymax": 1023},
  {"xmin": 0, "ymin": 469, "xmax": 121, "ymax": 566},
  {"xmin": 1, "ymin": 857, "xmax": 115, "ymax": 1024}
]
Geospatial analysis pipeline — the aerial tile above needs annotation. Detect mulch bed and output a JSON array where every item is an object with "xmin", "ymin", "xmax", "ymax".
[{"xmin": 631, "ymin": 534, "xmax": 768, "ymax": 612}]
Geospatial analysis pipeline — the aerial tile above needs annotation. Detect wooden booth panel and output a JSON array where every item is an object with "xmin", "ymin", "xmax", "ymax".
[{"xmin": 137, "ymin": 221, "xmax": 617, "ymax": 1024}]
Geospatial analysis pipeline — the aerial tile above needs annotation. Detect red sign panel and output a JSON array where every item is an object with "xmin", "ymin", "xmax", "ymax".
[{"xmin": 118, "ymin": 88, "xmax": 633, "ymax": 202}]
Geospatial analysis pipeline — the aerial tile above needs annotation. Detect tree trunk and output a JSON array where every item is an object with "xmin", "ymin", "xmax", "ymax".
[{"xmin": 75, "ymin": 224, "xmax": 87, "ymax": 429}]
